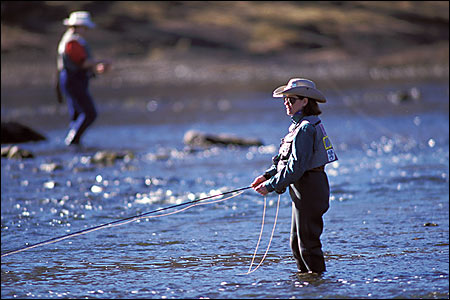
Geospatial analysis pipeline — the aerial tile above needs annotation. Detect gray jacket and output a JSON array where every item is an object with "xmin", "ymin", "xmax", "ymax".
[{"xmin": 264, "ymin": 112, "xmax": 337, "ymax": 193}]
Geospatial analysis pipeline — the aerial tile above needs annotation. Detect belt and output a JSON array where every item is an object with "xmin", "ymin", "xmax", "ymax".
[{"xmin": 309, "ymin": 165, "xmax": 325, "ymax": 172}]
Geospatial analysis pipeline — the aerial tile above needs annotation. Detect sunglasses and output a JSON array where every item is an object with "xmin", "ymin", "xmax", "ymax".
[{"xmin": 284, "ymin": 96, "xmax": 300, "ymax": 105}]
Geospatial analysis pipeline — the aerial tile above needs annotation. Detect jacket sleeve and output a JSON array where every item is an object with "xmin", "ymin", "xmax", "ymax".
[
  {"xmin": 262, "ymin": 153, "xmax": 281, "ymax": 179},
  {"xmin": 263, "ymin": 164, "xmax": 277, "ymax": 179},
  {"xmin": 264, "ymin": 124, "xmax": 315, "ymax": 193}
]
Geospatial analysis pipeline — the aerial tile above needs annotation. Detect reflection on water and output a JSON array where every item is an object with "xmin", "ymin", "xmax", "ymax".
[{"xmin": 1, "ymin": 82, "xmax": 449, "ymax": 299}]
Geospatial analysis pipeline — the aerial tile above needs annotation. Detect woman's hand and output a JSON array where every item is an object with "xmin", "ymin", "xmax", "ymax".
[
  {"xmin": 251, "ymin": 175, "xmax": 266, "ymax": 188},
  {"xmin": 254, "ymin": 183, "xmax": 269, "ymax": 196},
  {"xmin": 251, "ymin": 175, "xmax": 269, "ymax": 196},
  {"xmin": 95, "ymin": 60, "xmax": 111, "ymax": 74}
]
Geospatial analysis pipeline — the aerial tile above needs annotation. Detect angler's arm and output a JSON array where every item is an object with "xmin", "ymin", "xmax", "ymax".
[
  {"xmin": 251, "ymin": 157, "xmax": 278, "ymax": 195},
  {"xmin": 66, "ymin": 41, "xmax": 111, "ymax": 74},
  {"xmin": 265, "ymin": 125, "xmax": 315, "ymax": 193}
]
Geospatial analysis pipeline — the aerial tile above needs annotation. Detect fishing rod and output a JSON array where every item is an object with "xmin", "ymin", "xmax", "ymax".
[{"xmin": 1, "ymin": 186, "xmax": 252, "ymax": 258}]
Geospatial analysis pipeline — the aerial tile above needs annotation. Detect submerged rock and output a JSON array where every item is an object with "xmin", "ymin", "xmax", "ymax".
[
  {"xmin": 90, "ymin": 150, "xmax": 134, "ymax": 165},
  {"xmin": 423, "ymin": 222, "xmax": 438, "ymax": 227},
  {"xmin": 1, "ymin": 121, "xmax": 46, "ymax": 144},
  {"xmin": 40, "ymin": 162, "xmax": 63, "ymax": 172},
  {"xmin": 1, "ymin": 145, "xmax": 34, "ymax": 159},
  {"xmin": 184, "ymin": 130, "xmax": 263, "ymax": 147},
  {"xmin": 387, "ymin": 87, "xmax": 421, "ymax": 105}
]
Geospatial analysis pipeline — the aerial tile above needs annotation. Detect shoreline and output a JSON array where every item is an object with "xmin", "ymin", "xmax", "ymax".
[
  {"xmin": 2, "ymin": 54, "xmax": 449, "ymax": 107},
  {"xmin": 2, "ymin": 1, "xmax": 448, "ymax": 107}
]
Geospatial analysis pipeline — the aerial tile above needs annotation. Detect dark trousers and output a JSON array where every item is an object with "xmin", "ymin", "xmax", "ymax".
[
  {"xmin": 289, "ymin": 170, "xmax": 330, "ymax": 273},
  {"xmin": 59, "ymin": 69, "xmax": 97, "ymax": 145}
]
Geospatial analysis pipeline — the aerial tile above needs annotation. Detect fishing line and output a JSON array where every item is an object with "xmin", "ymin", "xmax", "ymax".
[
  {"xmin": 324, "ymin": 77, "xmax": 395, "ymax": 137},
  {"xmin": 144, "ymin": 191, "xmax": 244, "ymax": 219},
  {"xmin": 90, "ymin": 190, "xmax": 245, "ymax": 229},
  {"xmin": 240, "ymin": 193, "xmax": 281, "ymax": 275},
  {"xmin": 246, "ymin": 195, "xmax": 267, "ymax": 273},
  {"xmin": 1, "ymin": 186, "xmax": 251, "ymax": 258}
]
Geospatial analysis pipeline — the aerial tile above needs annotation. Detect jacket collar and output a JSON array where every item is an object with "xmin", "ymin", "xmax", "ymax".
[
  {"xmin": 291, "ymin": 110, "xmax": 305, "ymax": 125},
  {"xmin": 291, "ymin": 111, "xmax": 320, "ymax": 126}
]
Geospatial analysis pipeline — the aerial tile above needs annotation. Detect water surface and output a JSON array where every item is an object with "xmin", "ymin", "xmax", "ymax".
[{"xmin": 2, "ymin": 81, "xmax": 449, "ymax": 299}]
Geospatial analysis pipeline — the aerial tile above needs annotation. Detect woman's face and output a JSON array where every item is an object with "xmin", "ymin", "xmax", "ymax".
[
  {"xmin": 283, "ymin": 96, "xmax": 308, "ymax": 115},
  {"xmin": 72, "ymin": 26, "xmax": 89, "ymax": 35}
]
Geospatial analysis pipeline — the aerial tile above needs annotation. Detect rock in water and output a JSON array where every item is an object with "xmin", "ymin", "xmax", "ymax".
[
  {"xmin": 1, "ymin": 145, "xmax": 34, "ymax": 159},
  {"xmin": 1, "ymin": 121, "xmax": 46, "ymax": 144},
  {"xmin": 184, "ymin": 130, "xmax": 263, "ymax": 147}
]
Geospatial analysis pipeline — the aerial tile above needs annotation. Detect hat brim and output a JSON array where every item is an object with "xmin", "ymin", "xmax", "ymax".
[
  {"xmin": 273, "ymin": 85, "xmax": 326, "ymax": 103},
  {"xmin": 63, "ymin": 19, "xmax": 96, "ymax": 28}
]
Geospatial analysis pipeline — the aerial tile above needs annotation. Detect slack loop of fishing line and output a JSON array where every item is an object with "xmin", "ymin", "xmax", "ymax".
[
  {"xmin": 1, "ymin": 186, "xmax": 251, "ymax": 258},
  {"xmin": 240, "ymin": 193, "xmax": 281, "ymax": 275}
]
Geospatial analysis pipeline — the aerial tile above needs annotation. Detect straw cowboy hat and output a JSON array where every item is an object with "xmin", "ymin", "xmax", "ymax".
[
  {"xmin": 63, "ymin": 11, "xmax": 96, "ymax": 28},
  {"xmin": 273, "ymin": 78, "xmax": 326, "ymax": 103}
]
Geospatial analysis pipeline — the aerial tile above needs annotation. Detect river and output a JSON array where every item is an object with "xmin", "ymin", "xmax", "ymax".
[{"xmin": 1, "ymin": 80, "xmax": 449, "ymax": 299}]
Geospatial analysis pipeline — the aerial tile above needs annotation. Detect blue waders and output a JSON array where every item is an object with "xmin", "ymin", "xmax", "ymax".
[{"xmin": 59, "ymin": 69, "xmax": 97, "ymax": 145}]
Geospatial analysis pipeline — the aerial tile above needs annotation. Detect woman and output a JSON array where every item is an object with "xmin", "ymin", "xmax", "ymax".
[
  {"xmin": 251, "ymin": 78, "xmax": 338, "ymax": 274},
  {"xmin": 57, "ymin": 11, "xmax": 111, "ymax": 146}
]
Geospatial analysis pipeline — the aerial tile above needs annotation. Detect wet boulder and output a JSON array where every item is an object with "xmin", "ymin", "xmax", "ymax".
[
  {"xmin": 184, "ymin": 130, "xmax": 263, "ymax": 147},
  {"xmin": 1, "ymin": 121, "xmax": 46, "ymax": 144}
]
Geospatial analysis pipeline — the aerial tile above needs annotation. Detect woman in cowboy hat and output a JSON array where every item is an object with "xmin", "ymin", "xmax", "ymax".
[
  {"xmin": 57, "ymin": 11, "xmax": 111, "ymax": 146},
  {"xmin": 251, "ymin": 78, "xmax": 338, "ymax": 274}
]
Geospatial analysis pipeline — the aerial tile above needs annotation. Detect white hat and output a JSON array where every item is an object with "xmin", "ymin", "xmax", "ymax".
[
  {"xmin": 273, "ymin": 78, "xmax": 326, "ymax": 103},
  {"xmin": 63, "ymin": 11, "xmax": 96, "ymax": 28}
]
